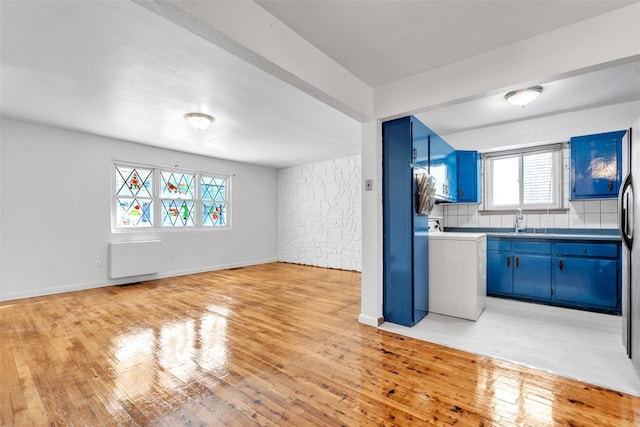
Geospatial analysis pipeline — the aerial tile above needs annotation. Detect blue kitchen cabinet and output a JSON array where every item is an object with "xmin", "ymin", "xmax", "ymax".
[
  {"xmin": 382, "ymin": 116, "xmax": 429, "ymax": 327},
  {"xmin": 554, "ymin": 242, "xmax": 620, "ymax": 311},
  {"xmin": 456, "ymin": 150, "xmax": 481, "ymax": 203},
  {"xmin": 512, "ymin": 242, "xmax": 552, "ymax": 299},
  {"xmin": 570, "ymin": 130, "xmax": 625, "ymax": 199},
  {"xmin": 429, "ymin": 133, "xmax": 457, "ymax": 202},
  {"xmin": 486, "ymin": 237, "xmax": 621, "ymax": 313},
  {"xmin": 411, "ymin": 117, "xmax": 429, "ymax": 169},
  {"xmin": 487, "ymin": 252, "xmax": 513, "ymax": 294},
  {"xmin": 487, "ymin": 238, "xmax": 513, "ymax": 295}
]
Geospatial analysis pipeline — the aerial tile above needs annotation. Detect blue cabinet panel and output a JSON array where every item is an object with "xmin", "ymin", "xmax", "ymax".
[
  {"xmin": 570, "ymin": 130, "xmax": 625, "ymax": 199},
  {"xmin": 487, "ymin": 252, "xmax": 513, "ymax": 294},
  {"xmin": 411, "ymin": 117, "xmax": 429, "ymax": 169},
  {"xmin": 382, "ymin": 116, "xmax": 430, "ymax": 327},
  {"xmin": 555, "ymin": 257, "xmax": 618, "ymax": 309},
  {"xmin": 456, "ymin": 150, "xmax": 481, "ymax": 203},
  {"xmin": 383, "ymin": 118, "xmax": 414, "ymax": 326},
  {"xmin": 429, "ymin": 133, "xmax": 457, "ymax": 202},
  {"xmin": 487, "ymin": 239, "xmax": 511, "ymax": 252},
  {"xmin": 513, "ymin": 241, "xmax": 552, "ymax": 255},
  {"xmin": 413, "ymin": 234, "xmax": 429, "ymax": 317},
  {"xmin": 513, "ymin": 254, "xmax": 552, "ymax": 299},
  {"xmin": 555, "ymin": 242, "xmax": 617, "ymax": 258}
]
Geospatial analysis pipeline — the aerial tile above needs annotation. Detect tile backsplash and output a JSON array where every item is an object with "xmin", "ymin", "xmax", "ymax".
[
  {"xmin": 434, "ymin": 145, "xmax": 619, "ymax": 231},
  {"xmin": 439, "ymin": 199, "xmax": 618, "ymax": 230}
]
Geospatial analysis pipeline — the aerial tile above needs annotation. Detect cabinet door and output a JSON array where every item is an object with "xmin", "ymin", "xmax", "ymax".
[
  {"xmin": 429, "ymin": 134, "xmax": 456, "ymax": 201},
  {"xmin": 410, "ymin": 116, "xmax": 429, "ymax": 168},
  {"xmin": 487, "ymin": 252, "xmax": 513, "ymax": 294},
  {"xmin": 555, "ymin": 257, "xmax": 618, "ymax": 309},
  {"xmin": 571, "ymin": 131, "xmax": 624, "ymax": 199},
  {"xmin": 513, "ymin": 254, "xmax": 552, "ymax": 299},
  {"xmin": 457, "ymin": 150, "xmax": 480, "ymax": 203}
]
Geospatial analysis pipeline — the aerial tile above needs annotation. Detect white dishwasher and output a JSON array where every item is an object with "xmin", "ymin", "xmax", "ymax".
[{"xmin": 428, "ymin": 232, "xmax": 486, "ymax": 321}]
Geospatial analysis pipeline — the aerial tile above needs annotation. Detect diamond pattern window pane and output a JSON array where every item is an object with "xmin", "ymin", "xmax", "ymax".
[
  {"xmin": 202, "ymin": 202, "xmax": 226, "ymax": 226},
  {"xmin": 162, "ymin": 200, "xmax": 195, "ymax": 227},
  {"xmin": 116, "ymin": 198, "xmax": 153, "ymax": 227},
  {"xmin": 115, "ymin": 166, "xmax": 153, "ymax": 198},
  {"xmin": 201, "ymin": 176, "xmax": 226, "ymax": 201},
  {"xmin": 161, "ymin": 172, "xmax": 195, "ymax": 199}
]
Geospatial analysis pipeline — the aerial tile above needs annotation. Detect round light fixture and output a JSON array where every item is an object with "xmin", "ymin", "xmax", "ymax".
[
  {"xmin": 184, "ymin": 112, "xmax": 214, "ymax": 130},
  {"xmin": 505, "ymin": 86, "xmax": 543, "ymax": 107}
]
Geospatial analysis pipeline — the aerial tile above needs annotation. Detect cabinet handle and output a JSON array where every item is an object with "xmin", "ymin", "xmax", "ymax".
[
  {"xmin": 583, "ymin": 247, "xmax": 587, "ymax": 253},
  {"xmin": 608, "ymin": 180, "xmax": 613, "ymax": 192},
  {"xmin": 413, "ymin": 147, "xmax": 418, "ymax": 162},
  {"xmin": 559, "ymin": 259, "xmax": 563, "ymax": 272},
  {"xmin": 506, "ymin": 257, "xmax": 510, "ymax": 268},
  {"xmin": 515, "ymin": 256, "xmax": 520, "ymax": 268},
  {"xmin": 460, "ymin": 188, "xmax": 464, "ymax": 197}
]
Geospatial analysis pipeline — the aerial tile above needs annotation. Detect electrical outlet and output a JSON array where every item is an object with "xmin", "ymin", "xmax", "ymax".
[{"xmin": 94, "ymin": 259, "xmax": 103, "ymax": 269}]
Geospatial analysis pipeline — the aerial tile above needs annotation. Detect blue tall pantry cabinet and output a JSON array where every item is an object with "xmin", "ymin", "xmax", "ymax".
[{"xmin": 382, "ymin": 117, "xmax": 429, "ymax": 327}]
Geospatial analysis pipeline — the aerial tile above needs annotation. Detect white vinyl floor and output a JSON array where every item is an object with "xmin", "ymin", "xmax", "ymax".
[{"xmin": 379, "ymin": 297, "xmax": 640, "ymax": 397}]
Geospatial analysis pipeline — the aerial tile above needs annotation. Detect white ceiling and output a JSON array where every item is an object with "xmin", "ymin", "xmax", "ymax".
[
  {"xmin": 1, "ymin": 1, "xmax": 639, "ymax": 168},
  {"xmin": 257, "ymin": 0, "xmax": 636, "ymax": 87},
  {"xmin": 0, "ymin": 0, "xmax": 360, "ymax": 168}
]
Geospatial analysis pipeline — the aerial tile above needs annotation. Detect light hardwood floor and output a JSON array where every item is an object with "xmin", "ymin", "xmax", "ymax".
[{"xmin": 1, "ymin": 263, "xmax": 638, "ymax": 426}]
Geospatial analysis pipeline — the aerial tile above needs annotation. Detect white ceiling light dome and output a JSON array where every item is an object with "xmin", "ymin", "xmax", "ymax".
[
  {"xmin": 505, "ymin": 86, "xmax": 543, "ymax": 107},
  {"xmin": 184, "ymin": 112, "xmax": 214, "ymax": 130}
]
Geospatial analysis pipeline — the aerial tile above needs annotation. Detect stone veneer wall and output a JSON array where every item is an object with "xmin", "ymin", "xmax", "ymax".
[{"xmin": 277, "ymin": 156, "xmax": 362, "ymax": 271}]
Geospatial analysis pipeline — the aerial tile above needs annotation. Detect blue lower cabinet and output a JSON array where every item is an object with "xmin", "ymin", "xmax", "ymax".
[
  {"xmin": 513, "ymin": 255, "xmax": 552, "ymax": 299},
  {"xmin": 486, "ymin": 237, "xmax": 621, "ymax": 314},
  {"xmin": 555, "ymin": 257, "xmax": 618, "ymax": 309},
  {"xmin": 487, "ymin": 252, "xmax": 513, "ymax": 294}
]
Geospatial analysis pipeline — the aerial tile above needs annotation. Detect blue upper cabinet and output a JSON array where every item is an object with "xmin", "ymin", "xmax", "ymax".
[
  {"xmin": 456, "ymin": 150, "xmax": 481, "ymax": 203},
  {"xmin": 570, "ymin": 130, "xmax": 626, "ymax": 199},
  {"xmin": 429, "ymin": 133, "xmax": 457, "ymax": 202},
  {"xmin": 410, "ymin": 116, "xmax": 429, "ymax": 170}
]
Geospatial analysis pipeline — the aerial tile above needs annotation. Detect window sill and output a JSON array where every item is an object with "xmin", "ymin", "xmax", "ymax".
[{"xmin": 479, "ymin": 208, "xmax": 569, "ymax": 215}]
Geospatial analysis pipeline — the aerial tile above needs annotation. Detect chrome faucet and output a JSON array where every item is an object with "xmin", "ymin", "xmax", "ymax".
[{"xmin": 514, "ymin": 208, "xmax": 524, "ymax": 233}]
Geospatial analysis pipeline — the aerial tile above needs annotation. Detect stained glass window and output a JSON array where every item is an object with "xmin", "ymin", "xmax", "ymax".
[
  {"xmin": 160, "ymin": 171, "xmax": 195, "ymax": 227},
  {"xmin": 201, "ymin": 176, "xmax": 227, "ymax": 227},
  {"xmin": 160, "ymin": 172, "xmax": 195, "ymax": 199},
  {"xmin": 114, "ymin": 163, "xmax": 230, "ymax": 229},
  {"xmin": 114, "ymin": 166, "xmax": 153, "ymax": 227}
]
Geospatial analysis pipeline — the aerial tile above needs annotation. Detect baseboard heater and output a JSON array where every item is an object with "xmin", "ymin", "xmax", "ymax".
[{"xmin": 109, "ymin": 240, "xmax": 162, "ymax": 279}]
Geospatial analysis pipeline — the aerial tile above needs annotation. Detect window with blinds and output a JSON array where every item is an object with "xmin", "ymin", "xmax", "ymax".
[{"xmin": 485, "ymin": 146, "xmax": 563, "ymax": 211}]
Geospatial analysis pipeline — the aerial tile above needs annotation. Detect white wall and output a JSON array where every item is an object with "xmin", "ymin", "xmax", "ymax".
[
  {"xmin": 0, "ymin": 119, "xmax": 277, "ymax": 301},
  {"xmin": 277, "ymin": 156, "xmax": 361, "ymax": 271}
]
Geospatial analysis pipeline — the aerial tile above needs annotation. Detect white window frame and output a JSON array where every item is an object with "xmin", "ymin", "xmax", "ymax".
[
  {"xmin": 112, "ymin": 162, "xmax": 231, "ymax": 231},
  {"xmin": 484, "ymin": 145, "xmax": 563, "ymax": 211}
]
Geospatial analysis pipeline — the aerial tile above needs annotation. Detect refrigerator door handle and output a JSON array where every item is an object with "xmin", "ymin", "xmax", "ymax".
[{"xmin": 619, "ymin": 173, "xmax": 633, "ymax": 250}]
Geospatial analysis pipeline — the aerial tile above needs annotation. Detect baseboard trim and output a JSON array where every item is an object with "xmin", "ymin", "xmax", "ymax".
[
  {"xmin": 0, "ymin": 258, "xmax": 278, "ymax": 302},
  {"xmin": 358, "ymin": 313, "xmax": 384, "ymax": 327}
]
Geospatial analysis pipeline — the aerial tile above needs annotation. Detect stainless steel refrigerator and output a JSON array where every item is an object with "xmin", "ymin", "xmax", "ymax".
[{"xmin": 621, "ymin": 118, "xmax": 640, "ymax": 374}]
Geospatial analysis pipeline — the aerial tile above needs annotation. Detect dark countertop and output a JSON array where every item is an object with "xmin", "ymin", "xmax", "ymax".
[{"xmin": 445, "ymin": 227, "xmax": 621, "ymax": 242}]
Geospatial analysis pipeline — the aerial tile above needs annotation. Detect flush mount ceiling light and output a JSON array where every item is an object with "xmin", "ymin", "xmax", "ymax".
[
  {"xmin": 504, "ymin": 86, "xmax": 543, "ymax": 107},
  {"xmin": 184, "ymin": 112, "xmax": 214, "ymax": 130}
]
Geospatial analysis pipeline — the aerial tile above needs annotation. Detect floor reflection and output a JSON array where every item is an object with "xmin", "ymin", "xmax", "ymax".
[
  {"xmin": 112, "ymin": 310, "xmax": 229, "ymax": 402},
  {"xmin": 113, "ymin": 328, "xmax": 156, "ymax": 400}
]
